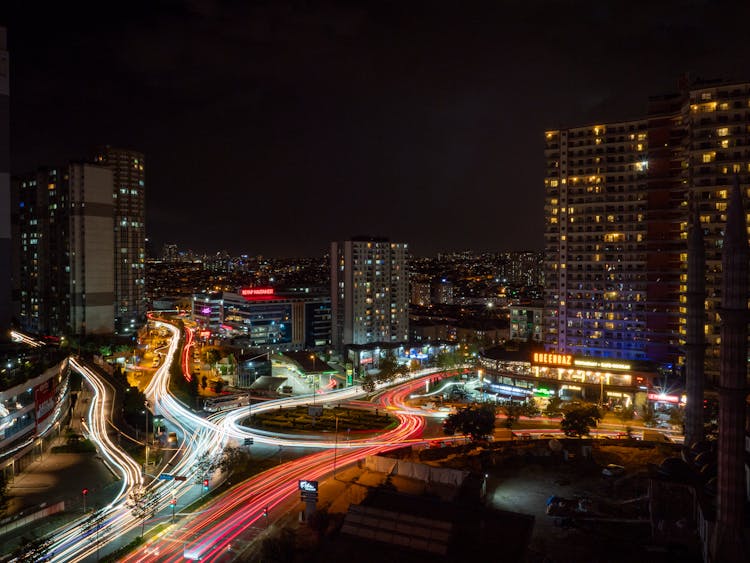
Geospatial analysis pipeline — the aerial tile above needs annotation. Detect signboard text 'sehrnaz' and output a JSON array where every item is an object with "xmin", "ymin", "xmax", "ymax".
[{"xmin": 298, "ymin": 480, "xmax": 318, "ymax": 493}]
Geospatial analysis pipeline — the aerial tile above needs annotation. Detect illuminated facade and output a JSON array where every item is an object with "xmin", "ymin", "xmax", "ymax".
[
  {"xmin": 509, "ymin": 303, "xmax": 543, "ymax": 342},
  {"xmin": 94, "ymin": 146, "xmax": 146, "ymax": 335},
  {"xmin": 12, "ymin": 164, "xmax": 115, "ymax": 335},
  {"xmin": 330, "ymin": 237, "xmax": 409, "ymax": 352},
  {"xmin": 192, "ymin": 288, "xmax": 331, "ymax": 351},
  {"xmin": 544, "ymin": 80, "xmax": 750, "ymax": 367},
  {"xmin": 543, "ymin": 120, "xmax": 649, "ymax": 361},
  {"xmin": 478, "ymin": 348, "xmax": 658, "ymax": 408}
]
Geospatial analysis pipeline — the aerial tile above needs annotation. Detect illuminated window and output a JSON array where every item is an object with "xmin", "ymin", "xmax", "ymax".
[
  {"xmin": 719, "ymin": 102, "xmax": 729, "ymax": 110},
  {"xmin": 717, "ymin": 127, "xmax": 729, "ymax": 136},
  {"xmin": 636, "ymin": 143, "xmax": 643, "ymax": 151},
  {"xmin": 702, "ymin": 152, "xmax": 715, "ymax": 163},
  {"xmin": 720, "ymin": 140, "xmax": 729, "ymax": 148},
  {"xmin": 550, "ymin": 179, "xmax": 559, "ymax": 187},
  {"xmin": 733, "ymin": 164, "xmax": 741, "ymax": 173}
]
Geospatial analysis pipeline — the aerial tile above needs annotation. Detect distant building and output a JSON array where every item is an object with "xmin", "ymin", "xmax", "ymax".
[
  {"xmin": 0, "ymin": 28, "xmax": 9, "ymax": 333},
  {"xmin": 330, "ymin": 237, "xmax": 409, "ymax": 352},
  {"xmin": 509, "ymin": 303, "xmax": 544, "ymax": 343},
  {"xmin": 12, "ymin": 164, "xmax": 114, "ymax": 335},
  {"xmin": 410, "ymin": 277, "xmax": 431, "ymax": 306},
  {"xmin": 432, "ymin": 278, "xmax": 454, "ymax": 305},
  {"xmin": 162, "ymin": 243, "xmax": 178, "ymax": 262},
  {"xmin": 94, "ymin": 146, "xmax": 146, "ymax": 335}
]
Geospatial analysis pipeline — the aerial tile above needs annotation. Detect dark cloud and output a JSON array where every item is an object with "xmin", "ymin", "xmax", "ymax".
[{"xmin": 3, "ymin": 0, "xmax": 750, "ymax": 256}]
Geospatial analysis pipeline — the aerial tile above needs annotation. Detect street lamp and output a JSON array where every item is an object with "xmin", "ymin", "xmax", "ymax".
[
  {"xmin": 333, "ymin": 415, "xmax": 339, "ymax": 479},
  {"xmin": 309, "ymin": 354, "xmax": 317, "ymax": 405},
  {"xmin": 141, "ymin": 410, "xmax": 149, "ymax": 469}
]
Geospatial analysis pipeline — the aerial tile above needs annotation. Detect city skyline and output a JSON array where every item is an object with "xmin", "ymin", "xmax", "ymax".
[{"xmin": 4, "ymin": 0, "xmax": 750, "ymax": 257}]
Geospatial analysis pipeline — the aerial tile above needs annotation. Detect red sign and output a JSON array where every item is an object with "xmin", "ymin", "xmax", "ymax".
[
  {"xmin": 648, "ymin": 393, "xmax": 679, "ymax": 404},
  {"xmin": 240, "ymin": 287, "xmax": 275, "ymax": 300},
  {"xmin": 34, "ymin": 377, "xmax": 58, "ymax": 430}
]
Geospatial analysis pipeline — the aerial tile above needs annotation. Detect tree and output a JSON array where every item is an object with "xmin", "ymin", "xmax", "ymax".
[
  {"xmin": 361, "ymin": 374, "xmax": 376, "ymax": 393},
  {"xmin": 545, "ymin": 396, "xmax": 563, "ymax": 416},
  {"xmin": 560, "ymin": 405, "xmax": 601, "ymax": 438},
  {"xmin": 442, "ymin": 404, "xmax": 497, "ymax": 441},
  {"xmin": 211, "ymin": 379, "xmax": 224, "ymax": 394},
  {"xmin": 640, "ymin": 402, "xmax": 657, "ymax": 428},
  {"xmin": 128, "ymin": 487, "xmax": 158, "ymax": 537},
  {"xmin": 501, "ymin": 403, "xmax": 524, "ymax": 430},
  {"xmin": 12, "ymin": 534, "xmax": 53, "ymax": 562},
  {"xmin": 377, "ymin": 354, "xmax": 398, "ymax": 383},
  {"xmin": 205, "ymin": 348, "xmax": 221, "ymax": 366},
  {"xmin": 668, "ymin": 406, "xmax": 685, "ymax": 433},
  {"xmin": 81, "ymin": 507, "xmax": 107, "ymax": 561},
  {"xmin": 617, "ymin": 405, "xmax": 635, "ymax": 422},
  {"xmin": 214, "ymin": 446, "xmax": 251, "ymax": 477}
]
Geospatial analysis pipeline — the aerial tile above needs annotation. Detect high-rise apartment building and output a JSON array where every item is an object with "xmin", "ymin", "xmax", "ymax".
[
  {"xmin": 543, "ymin": 120, "xmax": 649, "ymax": 361},
  {"xmin": 0, "ymin": 27, "xmax": 10, "ymax": 333},
  {"xmin": 544, "ymin": 79, "xmax": 750, "ymax": 368},
  {"xmin": 12, "ymin": 163, "xmax": 114, "ymax": 335},
  {"xmin": 94, "ymin": 146, "xmax": 146, "ymax": 334},
  {"xmin": 330, "ymin": 237, "xmax": 409, "ymax": 352},
  {"xmin": 12, "ymin": 168, "xmax": 70, "ymax": 334}
]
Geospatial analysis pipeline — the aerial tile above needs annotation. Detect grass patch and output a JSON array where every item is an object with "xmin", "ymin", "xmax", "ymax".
[{"xmin": 248, "ymin": 406, "xmax": 394, "ymax": 432}]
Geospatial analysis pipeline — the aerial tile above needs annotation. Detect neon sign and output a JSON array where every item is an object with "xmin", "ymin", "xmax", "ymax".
[
  {"xmin": 532, "ymin": 352, "xmax": 573, "ymax": 366},
  {"xmin": 240, "ymin": 287, "xmax": 273, "ymax": 297},
  {"xmin": 200, "ymin": 307, "xmax": 211, "ymax": 315},
  {"xmin": 648, "ymin": 393, "xmax": 679, "ymax": 404}
]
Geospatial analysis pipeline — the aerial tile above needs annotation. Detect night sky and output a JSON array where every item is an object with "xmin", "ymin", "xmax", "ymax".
[{"xmin": 4, "ymin": 0, "xmax": 750, "ymax": 257}]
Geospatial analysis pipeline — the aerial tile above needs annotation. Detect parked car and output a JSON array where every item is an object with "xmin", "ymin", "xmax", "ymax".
[{"xmin": 602, "ymin": 464, "xmax": 625, "ymax": 477}]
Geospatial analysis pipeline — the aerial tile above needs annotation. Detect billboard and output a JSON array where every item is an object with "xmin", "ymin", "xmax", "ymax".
[{"xmin": 34, "ymin": 377, "xmax": 58, "ymax": 429}]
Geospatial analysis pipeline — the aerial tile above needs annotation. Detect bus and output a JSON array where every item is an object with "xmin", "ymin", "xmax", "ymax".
[{"xmin": 202, "ymin": 394, "xmax": 250, "ymax": 413}]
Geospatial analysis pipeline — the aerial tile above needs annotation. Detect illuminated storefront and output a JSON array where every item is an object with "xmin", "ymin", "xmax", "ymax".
[{"xmin": 479, "ymin": 347, "xmax": 659, "ymax": 407}]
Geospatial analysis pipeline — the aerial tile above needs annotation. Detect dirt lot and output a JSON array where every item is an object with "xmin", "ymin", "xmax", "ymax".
[{"xmin": 483, "ymin": 443, "xmax": 702, "ymax": 563}]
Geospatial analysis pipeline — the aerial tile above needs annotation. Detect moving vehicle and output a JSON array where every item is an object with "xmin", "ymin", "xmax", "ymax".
[
  {"xmin": 167, "ymin": 432, "xmax": 178, "ymax": 445},
  {"xmin": 202, "ymin": 394, "xmax": 250, "ymax": 413}
]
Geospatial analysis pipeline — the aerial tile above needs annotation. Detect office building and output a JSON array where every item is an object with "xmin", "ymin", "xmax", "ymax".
[
  {"xmin": 94, "ymin": 146, "xmax": 146, "ymax": 334},
  {"xmin": 544, "ymin": 79, "xmax": 750, "ymax": 368},
  {"xmin": 0, "ymin": 28, "xmax": 9, "ymax": 333},
  {"xmin": 192, "ymin": 287, "xmax": 331, "ymax": 351},
  {"xmin": 12, "ymin": 164, "xmax": 114, "ymax": 335},
  {"xmin": 330, "ymin": 237, "xmax": 409, "ymax": 352}
]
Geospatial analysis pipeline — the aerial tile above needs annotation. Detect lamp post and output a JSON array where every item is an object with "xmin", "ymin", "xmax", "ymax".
[
  {"xmin": 141, "ymin": 409, "xmax": 149, "ymax": 469},
  {"xmin": 333, "ymin": 415, "xmax": 339, "ymax": 479},
  {"xmin": 309, "ymin": 354, "xmax": 317, "ymax": 405},
  {"xmin": 599, "ymin": 374, "xmax": 605, "ymax": 407}
]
